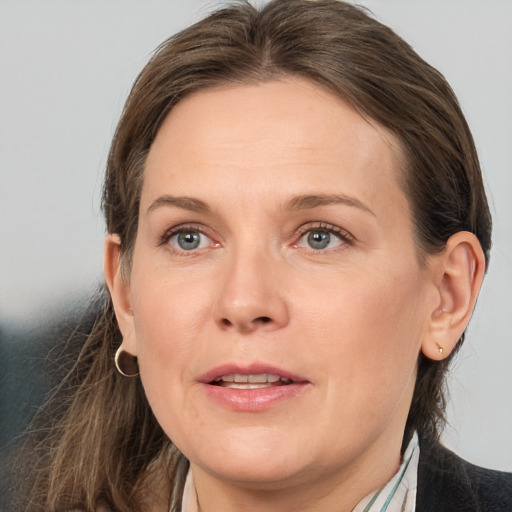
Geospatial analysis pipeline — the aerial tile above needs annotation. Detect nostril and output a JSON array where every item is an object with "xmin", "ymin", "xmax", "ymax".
[{"xmin": 220, "ymin": 316, "xmax": 271, "ymax": 328}]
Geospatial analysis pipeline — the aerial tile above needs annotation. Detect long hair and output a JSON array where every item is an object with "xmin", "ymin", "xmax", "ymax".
[{"xmin": 18, "ymin": 1, "xmax": 491, "ymax": 510}]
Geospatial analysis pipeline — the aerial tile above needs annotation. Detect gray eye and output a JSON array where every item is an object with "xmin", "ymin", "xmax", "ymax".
[
  {"xmin": 179, "ymin": 232, "xmax": 200, "ymax": 250},
  {"xmin": 307, "ymin": 230, "xmax": 331, "ymax": 249},
  {"xmin": 172, "ymin": 231, "xmax": 207, "ymax": 251}
]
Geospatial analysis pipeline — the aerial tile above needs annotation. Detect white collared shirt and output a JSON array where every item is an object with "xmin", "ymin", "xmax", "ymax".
[{"xmin": 352, "ymin": 432, "xmax": 419, "ymax": 512}]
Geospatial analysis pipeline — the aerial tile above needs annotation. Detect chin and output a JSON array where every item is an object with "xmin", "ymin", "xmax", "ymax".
[
  {"xmin": 206, "ymin": 457, "xmax": 312, "ymax": 490},
  {"xmin": 182, "ymin": 427, "xmax": 316, "ymax": 487}
]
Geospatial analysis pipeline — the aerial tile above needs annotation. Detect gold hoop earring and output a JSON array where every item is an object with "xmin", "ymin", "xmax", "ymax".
[{"xmin": 115, "ymin": 347, "xmax": 139, "ymax": 377}]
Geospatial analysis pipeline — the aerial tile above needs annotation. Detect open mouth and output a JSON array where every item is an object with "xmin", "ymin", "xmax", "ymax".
[{"xmin": 211, "ymin": 373, "xmax": 293, "ymax": 389}]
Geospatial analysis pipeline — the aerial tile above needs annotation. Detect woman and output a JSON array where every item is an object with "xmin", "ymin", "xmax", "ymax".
[{"xmin": 17, "ymin": 0, "xmax": 512, "ymax": 511}]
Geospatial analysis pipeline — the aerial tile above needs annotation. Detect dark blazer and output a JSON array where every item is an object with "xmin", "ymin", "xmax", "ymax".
[{"xmin": 417, "ymin": 437, "xmax": 512, "ymax": 511}]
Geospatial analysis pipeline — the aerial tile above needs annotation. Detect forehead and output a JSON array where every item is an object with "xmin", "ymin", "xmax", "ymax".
[{"xmin": 142, "ymin": 78, "xmax": 405, "ymax": 211}]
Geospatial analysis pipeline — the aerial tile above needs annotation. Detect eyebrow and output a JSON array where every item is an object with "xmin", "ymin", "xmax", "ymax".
[
  {"xmin": 147, "ymin": 195, "xmax": 210, "ymax": 215},
  {"xmin": 146, "ymin": 193, "xmax": 375, "ymax": 217},
  {"xmin": 286, "ymin": 194, "xmax": 375, "ymax": 216}
]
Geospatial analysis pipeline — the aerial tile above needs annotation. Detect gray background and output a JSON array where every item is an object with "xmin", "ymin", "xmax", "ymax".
[{"xmin": 1, "ymin": 0, "xmax": 511, "ymax": 470}]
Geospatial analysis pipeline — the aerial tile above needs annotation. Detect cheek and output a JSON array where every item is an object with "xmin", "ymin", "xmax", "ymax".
[
  {"xmin": 128, "ymin": 266, "xmax": 213, "ymax": 411},
  {"xmin": 304, "ymin": 261, "xmax": 424, "ymax": 343},
  {"xmin": 131, "ymin": 249, "xmax": 212, "ymax": 332},
  {"xmin": 130, "ymin": 296, "xmax": 209, "ymax": 448},
  {"xmin": 304, "ymin": 263, "xmax": 426, "ymax": 401}
]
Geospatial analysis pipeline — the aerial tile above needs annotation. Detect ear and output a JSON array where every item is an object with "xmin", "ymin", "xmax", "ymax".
[
  {"xmin": 422, "ymin": 232, "xmax": 486, "ymax": 361},
  {"xmin": 104, "ymin": 234, "xmax": 137, "ymax": 356}
]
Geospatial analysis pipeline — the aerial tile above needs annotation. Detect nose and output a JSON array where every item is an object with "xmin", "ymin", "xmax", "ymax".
[{"xmin": 213, "ymin": 247, "xmax": 289, "ymax": 334}]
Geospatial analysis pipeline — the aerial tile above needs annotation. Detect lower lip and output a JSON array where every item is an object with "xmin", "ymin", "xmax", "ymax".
[{"xmin": 201, "ymin": 382, "xmax": 309, "ymax": 411}]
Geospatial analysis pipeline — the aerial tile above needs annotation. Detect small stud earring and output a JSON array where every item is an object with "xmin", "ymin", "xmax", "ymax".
[{"xmin": 436, "ymin": 343, "xmax": 444, "ymax": 356}]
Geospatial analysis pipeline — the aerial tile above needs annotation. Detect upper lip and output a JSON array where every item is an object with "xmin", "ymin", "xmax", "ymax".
[{"xmin": 198, "ymin": 363, "xmax": 308, "ymax": 385}]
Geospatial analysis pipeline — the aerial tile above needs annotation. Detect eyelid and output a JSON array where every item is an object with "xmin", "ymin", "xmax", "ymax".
[
  {"xmin": 159, "ymin": 223, "xmax": 219, "ymax": 250},
  {"xmin": 293, "ymin": 222, "xmax": 355, "ymax": 248}
]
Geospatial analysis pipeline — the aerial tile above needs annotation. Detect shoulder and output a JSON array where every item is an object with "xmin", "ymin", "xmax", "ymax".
[{"xmin": 416, "ymin": 435, "xmax": 512, "ymax": 512}]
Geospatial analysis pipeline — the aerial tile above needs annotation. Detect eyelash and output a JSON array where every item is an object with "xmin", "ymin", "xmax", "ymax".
[
  {"xmin": 159, "ymin": 223, "xmax": 217, "ymax": 255},
  {"xmin": 159, "ymin": 221, "xmax": 355, "ymax": 254},
  {"xmin": 294, "ymin": 222, "xmax": 355, "ymax": 251}
]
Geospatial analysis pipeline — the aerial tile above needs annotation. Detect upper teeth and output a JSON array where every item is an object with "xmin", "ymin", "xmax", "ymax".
[{"xmin": 214, "ymin": 374, "xmax": 291, "ymax": 384}]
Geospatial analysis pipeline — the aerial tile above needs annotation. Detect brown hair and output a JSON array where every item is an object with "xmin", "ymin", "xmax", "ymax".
[{"xmin": 19, "ymin": 1, "xmax": 491, "ymax": 510}]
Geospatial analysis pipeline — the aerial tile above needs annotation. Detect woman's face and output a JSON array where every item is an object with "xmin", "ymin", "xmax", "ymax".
[{"xmin": 119, "ymin": 78, "xmax": 439, "ymax": 489}]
